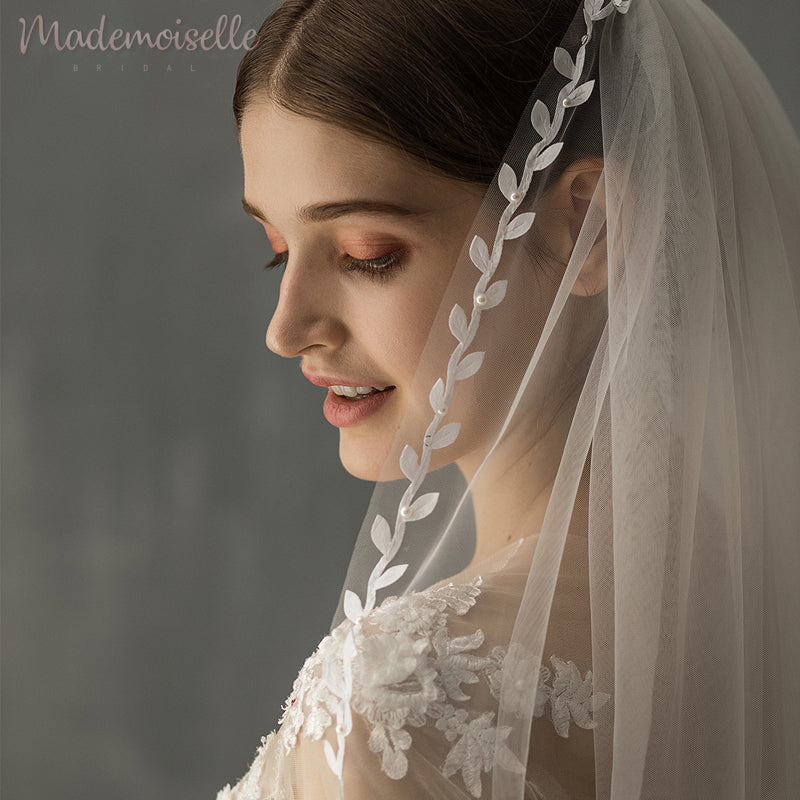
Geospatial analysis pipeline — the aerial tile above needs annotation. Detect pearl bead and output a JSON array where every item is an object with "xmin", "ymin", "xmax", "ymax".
[
  {"xmin": 475, "ymin": 293, "xmax": 488, "ymax": 307},
  {"xmin": 400, "ymin": 505, "xmax": 412, "ymax": 519},
  {"xmin": 437, "ymin": 405, "xmax": 448, "ymax": 416},
  {"xmin": 510, "ymin": 191, "xmax": 522, "ymax": 202}
]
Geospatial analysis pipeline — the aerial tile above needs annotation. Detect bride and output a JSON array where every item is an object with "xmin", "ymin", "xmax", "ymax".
[{"xmin": 220, "ymin": 0, "xmax": 800, "ymax": 797}]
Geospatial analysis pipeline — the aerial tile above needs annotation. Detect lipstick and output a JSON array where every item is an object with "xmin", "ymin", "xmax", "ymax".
[
  {"xmin": 302, "ymin": 371, "xmax": 396, "ymax": 428},
  {"xmin": 322, "ymin": 387, "xmax": 395, "ymax": 427}
]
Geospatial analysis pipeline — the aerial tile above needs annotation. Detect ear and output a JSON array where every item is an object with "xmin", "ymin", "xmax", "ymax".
[{"xmin": 542, "ymin": 157, "xmax": 608, "ymax": 297}]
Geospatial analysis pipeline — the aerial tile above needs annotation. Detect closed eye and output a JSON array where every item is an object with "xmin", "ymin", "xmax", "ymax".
[
  {"xmin": 342, "ymin": 250, "xmax": 404, "ymax": 280},
  {"xmin": 263, "ymin": 250, "xmax": 405, "ymax": 280}
]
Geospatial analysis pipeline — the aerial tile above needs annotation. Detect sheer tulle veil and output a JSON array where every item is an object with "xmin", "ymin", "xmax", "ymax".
[{"xmin": 225, "ymin": 0, "xmax": 800, "ymax": 797}]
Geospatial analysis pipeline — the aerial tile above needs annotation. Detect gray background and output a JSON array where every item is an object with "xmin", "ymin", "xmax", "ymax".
[{"xmin": 2, "ymin": 2, "xmax": 797, "ymax": 798}]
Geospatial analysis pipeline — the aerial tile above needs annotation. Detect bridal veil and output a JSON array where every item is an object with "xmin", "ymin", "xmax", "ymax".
[{"xmin": 222, "ymin": 0, "xmax": 800, "ymax": 797}]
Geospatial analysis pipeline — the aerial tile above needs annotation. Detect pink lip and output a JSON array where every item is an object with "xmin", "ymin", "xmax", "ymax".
[
  {"xmin": 322, "ymin": 387, "xmax": 395, "ymax": 427},
  {"xmin": 301, "ymin": 370, "xmax": 389, "ymax": 389},
  {"xmin": 302, "ymin": 370, "xmax": 396, "ymax": 428}
]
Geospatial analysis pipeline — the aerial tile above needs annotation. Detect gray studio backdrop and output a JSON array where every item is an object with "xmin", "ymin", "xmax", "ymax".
[{"xmin": 2, "ymin": 2, "xmax": 797, "ymax": 799}]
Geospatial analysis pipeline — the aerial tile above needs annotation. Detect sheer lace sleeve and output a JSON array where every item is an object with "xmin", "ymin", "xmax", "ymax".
[{"xmin": 217, "ymin": 534, "xmax": 608, "ymax": 800}]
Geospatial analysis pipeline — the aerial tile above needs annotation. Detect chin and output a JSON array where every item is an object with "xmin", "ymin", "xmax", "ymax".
[
  {"xmin": 338, "ymin": 427, "xmax": 472, "ymax": 484},
  {"xmin": 337, "ymin": 433, "xmax": 394, "ymax": 482}
]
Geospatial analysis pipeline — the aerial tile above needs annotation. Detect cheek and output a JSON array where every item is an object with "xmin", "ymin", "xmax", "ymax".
[
  {"xmin": 357, "ymin": 293, "xmax": 436, "ymax": 375},
  {"xmin": 346, "ymin": 261, "xmax": 453, "ymax": 369}
]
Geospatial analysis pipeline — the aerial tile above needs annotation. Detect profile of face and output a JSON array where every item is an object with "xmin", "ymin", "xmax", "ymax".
[
  {"xmin": 240, "ymin": 101, "xmax": 606, "ymax": 482},
  {"xmin": 240, "ymin": 101, "xmax": 486, "ymax": 479}
]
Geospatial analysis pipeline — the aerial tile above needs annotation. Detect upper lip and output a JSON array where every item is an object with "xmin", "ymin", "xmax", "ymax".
[{"xmin": 301, "ymin": 369, "xmax": 393, "ymax": 389}]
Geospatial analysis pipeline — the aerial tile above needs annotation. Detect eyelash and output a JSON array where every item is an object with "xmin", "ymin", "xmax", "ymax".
[{"xmin": 263, "ymin": 250, "xmax": 404, "ymax": 281}]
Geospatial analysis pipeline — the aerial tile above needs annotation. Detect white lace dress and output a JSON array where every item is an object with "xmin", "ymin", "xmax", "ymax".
[{"xmin": 217, "ymin": 536, "xmax": 608, "ymax": 799}]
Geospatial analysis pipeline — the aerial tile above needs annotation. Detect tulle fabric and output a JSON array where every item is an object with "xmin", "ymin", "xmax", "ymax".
[
  {"xmin": 221, "ymin": 0, "xmax": 800, "ymax": 797},
  {"xmin": 222, "ymin": 534, "xmax": 597, "ymax": 799}
]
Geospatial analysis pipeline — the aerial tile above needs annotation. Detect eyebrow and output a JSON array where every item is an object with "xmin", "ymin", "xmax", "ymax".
[{"xmin": 241, "ymin": 197, "xmax": 423, "ymax": 225}]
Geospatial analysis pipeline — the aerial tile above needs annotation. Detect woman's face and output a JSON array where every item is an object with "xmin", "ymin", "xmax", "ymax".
[{"xmin": 240, "ymin": 102, "xmax": 484, "ymax": 480}]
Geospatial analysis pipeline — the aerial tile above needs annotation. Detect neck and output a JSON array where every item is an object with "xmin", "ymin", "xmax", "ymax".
[{"xmin": 458, "ymin": 406, "xmax": 581, "ymax": 567}]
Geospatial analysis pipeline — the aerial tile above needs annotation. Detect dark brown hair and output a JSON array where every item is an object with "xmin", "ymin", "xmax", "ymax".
[{"xmin": 233, "ymin": 0, "xmax": 583, "ymax": 184}]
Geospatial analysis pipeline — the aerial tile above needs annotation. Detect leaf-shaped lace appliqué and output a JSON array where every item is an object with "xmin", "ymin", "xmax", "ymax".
[
  {"xmin": 267, "ymin": 579, "xmax": 609, "ymax": 798},
  {"xmin": 218, "ymin": 579, "xmax": 611, "ymax": 800},
  {"xmin": 441, "ymin": 712, "xmax": 525, "ymax": 797},
  {"xmin": 536, "ymin": 655, "xmax": 611, "ymax": 737}
]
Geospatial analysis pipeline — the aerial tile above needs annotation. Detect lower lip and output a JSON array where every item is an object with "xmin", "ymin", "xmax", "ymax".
[{"xmin": 322, "ymin": 388, "xmax": 395, "ymax": 427}]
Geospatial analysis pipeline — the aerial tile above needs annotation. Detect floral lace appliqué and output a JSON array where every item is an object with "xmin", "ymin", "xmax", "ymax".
[
  {"xmin": 536, "ymin": 655, "xmax": 611, "ymax": 738},
  {"xmin": 266, "ymin": 578, "xmax": 609, "ymax": 799}
]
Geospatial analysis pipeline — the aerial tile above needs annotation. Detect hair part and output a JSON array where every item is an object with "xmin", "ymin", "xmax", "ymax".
[{"xmin": 233, "ymin": 0, "xmax": 584, "ymax": 185}]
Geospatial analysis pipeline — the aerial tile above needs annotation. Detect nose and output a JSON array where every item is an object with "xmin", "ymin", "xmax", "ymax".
[{"xmin": 265, "ymin": 254, "xmax": 347, "ymax": 358}]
